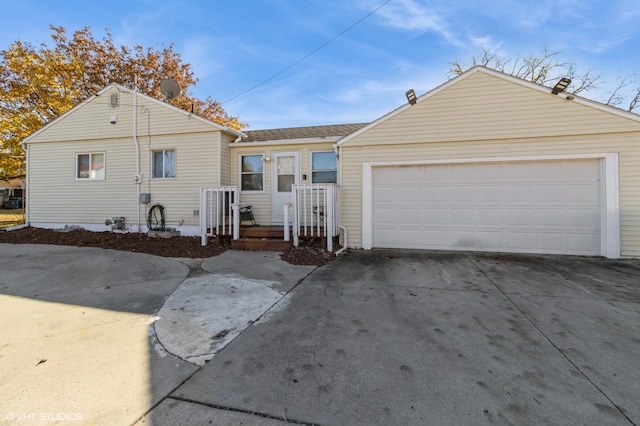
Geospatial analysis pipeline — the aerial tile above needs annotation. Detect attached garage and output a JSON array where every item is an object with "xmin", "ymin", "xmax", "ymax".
[
  {"xmin": 338, "ymin": 67, "xmax": 640, "ymax": 258},
  {"xmin": 371, "ymin": 158, "xmax": 602, "ymax": 255}
]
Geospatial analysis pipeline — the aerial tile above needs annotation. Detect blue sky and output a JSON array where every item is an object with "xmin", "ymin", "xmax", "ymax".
[{"xmin": 2, "ymin": 0, "xmax": 639, "ymax": 129}]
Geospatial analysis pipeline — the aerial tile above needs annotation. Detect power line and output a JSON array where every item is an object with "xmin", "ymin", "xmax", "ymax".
[{"xmin": 221, "ymin": 0, "xmax": 393, "ymax": 105}]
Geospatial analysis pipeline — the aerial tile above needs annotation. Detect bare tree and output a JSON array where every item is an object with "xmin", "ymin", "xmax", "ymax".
[{"xmin": 450, "ymin": 48, "xmax": 639, "ymax": 113}]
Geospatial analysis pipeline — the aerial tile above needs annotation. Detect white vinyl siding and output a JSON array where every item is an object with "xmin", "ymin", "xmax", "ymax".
[
  {"xmin": 28, "ymin": 140, "xmax": 137, "ymax": 225},
  {"xmin": 24, "ymin": 86, "xmax": 234, "ymax": 232},
  {"xmin": 26, "ymin": 88, "xmax": 228, "ymax": 144}
]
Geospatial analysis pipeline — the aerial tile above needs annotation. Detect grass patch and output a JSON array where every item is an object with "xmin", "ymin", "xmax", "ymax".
[{"xmin": 0, "ymin": 209, "xmax": 25, "ymax": 228}]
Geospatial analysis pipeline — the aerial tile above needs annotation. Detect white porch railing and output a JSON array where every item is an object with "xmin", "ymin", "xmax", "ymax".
[
  {"xmin": 292, "ymin": 183, "xmax": 341, "ymax": 251},
  {"xmin": 200, "ymin": 186, "xmax": 240, "ymax": 246}
]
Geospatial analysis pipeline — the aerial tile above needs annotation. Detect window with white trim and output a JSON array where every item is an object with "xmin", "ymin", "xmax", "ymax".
[
  {"xmin": 152, "ymin": 149, "xmax": 176, "ymax": 179},
  {"xmin": 311, "ymin": 151, "xmax": 337, "ymax": 183},
  {"xmin": 76, "ymin": 153, "xmax": 105, "ymax": 180},
  {"xmin": 241, "ymin": 155, "xmax": 264, "ymax": 191}
]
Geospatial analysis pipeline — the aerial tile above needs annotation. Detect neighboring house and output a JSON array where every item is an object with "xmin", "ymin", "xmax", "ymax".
[
  {"xmin": 21, "ymin": 66, "xmax": 640, "ymax": 258},
  {"xmin": 0, "ymin": 179, "xmax": 24, "ymax": 209}
]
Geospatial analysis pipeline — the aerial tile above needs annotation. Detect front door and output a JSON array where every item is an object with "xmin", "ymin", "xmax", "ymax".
[{"xmin": 272, "ymin": 151, "xmax": 300, "ymax": 224}]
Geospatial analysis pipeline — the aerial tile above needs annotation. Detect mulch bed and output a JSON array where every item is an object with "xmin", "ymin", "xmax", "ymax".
[{"xmin": 0, "ymin": 226, "xmax": 335, "ymax": 266}]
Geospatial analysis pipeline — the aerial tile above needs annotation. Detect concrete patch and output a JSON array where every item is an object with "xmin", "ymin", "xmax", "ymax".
[
  {"xmin": 154, "ymin": 274, "xmax": 284, "ymax": 365},
  {"xmin": 201, "ymin": 250, "xmax": 316, "ymax": 293}
]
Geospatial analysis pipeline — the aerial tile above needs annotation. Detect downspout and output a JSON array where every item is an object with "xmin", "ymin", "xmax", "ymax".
[
  {"xmin": 334, "ymin": 144, "xmax": 349, "ymax": 256},
  {"xmin": 23, "ymin": 142, "xmax": 29, "ymax": 226},
  {"xmin": 218, "ymin": 133, "xmax": 223, "ymax": 185},
  {"xmin": 133, "ymin": 81, "xmax": 141, "ymax": 231}
]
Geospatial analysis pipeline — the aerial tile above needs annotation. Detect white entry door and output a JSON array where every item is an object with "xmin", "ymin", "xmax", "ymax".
[{"xmin": 272, "ymin": 152, "xmax": 300, "ymax": 224}]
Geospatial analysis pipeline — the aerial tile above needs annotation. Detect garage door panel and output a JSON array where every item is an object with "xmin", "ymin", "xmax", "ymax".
[
  {"xmin": 564, "ymin": 183, "xmax": 600, "ymax": 203},
  {"xmin": 423, "ymin": 208, "xmax": 448, "ymax": 224},
  {"xmin": 534, "ymin": 184, "xmax": 564, "ymax": 202},
  {"xmin": 423, "ymin": 164, "xmax": 449, "ymax": 180},
  {"xmin": 504, "ymin": 185, "xmax": 536, "ymax": 202},
  {"xmin": 476, "ymin": 231, "xmax": 506, "ymax": 248},
  {"xmin": 536, "ymin": 232, "xmax": 565, "ymax": 251},
  {"xmin": 567, "ymin": 208, "xmax": 599, "ymax": 227},
  {"xmin": 536, "ymin": 209, "xmax": 566, "ymax": 227},
  {"xmin": 399, "ymin": 208, "xmax": 423, "ymax": 225},
  {"xmin": 423, "ymin": 230, "xmax": 450, "ymax": 247},
  {"xmin": 375, "ymin": 228, "xmax": 399, "ymax": 245},
  {"xmin": 507, "ymin": 232, "xmax": 534, "ymax": 250},
  {"xmin": 421, "ymin": 185, "xmax": 449, "ymax": 201},
  {"xmin": 449, "ymin": 185, "xmax": 477, "ymax": 202},
  {"xmin": 507, "ymin": 209, "xmax": 535, "ymax": 226},
  {"xmin": 569, "ymin": 234, "xmax": 598, "ymax": 253},
  {"xmin": 374, "ymin": 206, "xmax": 397, "ymax": 224},
  {"xmin": 372, "ymin": 159, "xmax": 602, "ymax": 255},
  {"xmin": 476, "ymin": 209, "xmax": 504, "ymax": 225},
  {"xmin": 475, "ymin": 185, "xmax": 504, "ymax": 202},
  {"xmin": 372, "ymin": 166, "xmax": 398, "ymax": 184},
  {"xmin": 450, "ymin": 208, "xmax": 477, "ymax": 225}
]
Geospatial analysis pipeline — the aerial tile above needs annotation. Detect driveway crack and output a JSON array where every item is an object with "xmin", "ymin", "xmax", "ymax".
[{"xmin": 465, "ymin": 254, "xmax": 636, "ymax": 426}]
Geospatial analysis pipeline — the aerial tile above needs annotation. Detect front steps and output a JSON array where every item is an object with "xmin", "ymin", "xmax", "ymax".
[
  {"xmin": 214, "ymin": 225, "xmax": 333, "ymax": 251},
  {"xmin": 230, "ymin": 226, "xmax": 292, "ymax": 251},
  {"xmin": 230, "ymin": 238, "xmax": 292, "ymax": 250}
]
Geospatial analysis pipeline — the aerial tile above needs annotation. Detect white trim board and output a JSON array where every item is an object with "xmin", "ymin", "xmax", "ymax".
[{"xmin": 361, "ymin": 153, "xmax": 620, "ymax": 258}]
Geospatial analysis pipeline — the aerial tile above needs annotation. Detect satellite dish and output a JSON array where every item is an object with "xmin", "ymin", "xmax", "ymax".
[{"xmin": 160, "ymin": 78, "xmax": 181, "ymax": 101}]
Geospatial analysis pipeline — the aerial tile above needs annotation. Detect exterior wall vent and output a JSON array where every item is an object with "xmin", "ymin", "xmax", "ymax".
[{"xmin": 109, "ymin": 92, "xmax": 120, "ymax": 109}]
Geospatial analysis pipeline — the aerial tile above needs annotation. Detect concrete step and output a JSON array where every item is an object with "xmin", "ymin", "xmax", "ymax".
[{"xmin": 230, "ymin": 238, "xmax": 292, "ymax": 251}]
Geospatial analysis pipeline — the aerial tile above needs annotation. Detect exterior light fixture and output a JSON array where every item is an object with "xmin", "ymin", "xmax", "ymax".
[
  {"xmin": 406, "ymin": 89, "xmax": 417, "ymax": 105},
  {"xmin": 551, "ymin": 77, "xmax": 572, "ymax": 95}
]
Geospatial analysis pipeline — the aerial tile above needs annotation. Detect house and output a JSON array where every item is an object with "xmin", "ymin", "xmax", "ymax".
[
  {"xmin": 22, "ymin": 84, "xmax": 244, "ymax": 235},
  {"xmin": 21, "ymin": 66, "xmax": 640, "ymax": 258},
  {"xmin": 0, "ymin": 179, "xmax": 24, "ymax": 209}
]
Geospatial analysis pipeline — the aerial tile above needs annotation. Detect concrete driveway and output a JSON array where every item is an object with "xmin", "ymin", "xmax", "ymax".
[
  {"xmin": 169, "ymin": 250, "xmax": 640, "ymax": 426},
  {"xmin": 1, "ymin": 245, "xmax": 639, "ymax": 425}
]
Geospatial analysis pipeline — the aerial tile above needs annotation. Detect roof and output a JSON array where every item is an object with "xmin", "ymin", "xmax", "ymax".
[
  {"xmin": 241, "ymin": 123, "xmax": 368, "ymax": 143},
  {"xmin": 0, "ymin": 179, "xmax": 23, "ymax": 189}
]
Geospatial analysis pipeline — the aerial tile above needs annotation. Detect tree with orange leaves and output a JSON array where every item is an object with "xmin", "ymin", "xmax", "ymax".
[{"xmin": 0, "ymin": 25, "xmax": 245, "ymax": 179}]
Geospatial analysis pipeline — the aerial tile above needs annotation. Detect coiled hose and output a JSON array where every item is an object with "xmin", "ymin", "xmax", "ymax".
[{"xmin": 147, "ymin": 204, "xmax": 165, "ymax": 231}]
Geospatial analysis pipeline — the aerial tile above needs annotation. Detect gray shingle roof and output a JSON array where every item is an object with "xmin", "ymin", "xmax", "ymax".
[{"xmin": 241, "ymin": 123, "xmax": 368, "ymax": 143}]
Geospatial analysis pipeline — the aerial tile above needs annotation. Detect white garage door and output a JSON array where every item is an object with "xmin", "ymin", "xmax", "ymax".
[{"xmin": 372, "ymin": 159, "xmax": 602, "ymax": 255}]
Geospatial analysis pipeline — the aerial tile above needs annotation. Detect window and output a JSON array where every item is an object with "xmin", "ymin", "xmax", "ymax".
[
  {"xmin": 152, "ymin": 149, "xmax": 176, "ymax": 178},
  {"xmin": 241, "ymin": 155, "xmax": 264, "ymax": 191},
  {"xmin": 76, "ymin": 153, "xmax": 105, "ymax": 180},
  {"xmin": 312, "ymin": 151, "xmax": 337, "ymax": 183}
]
